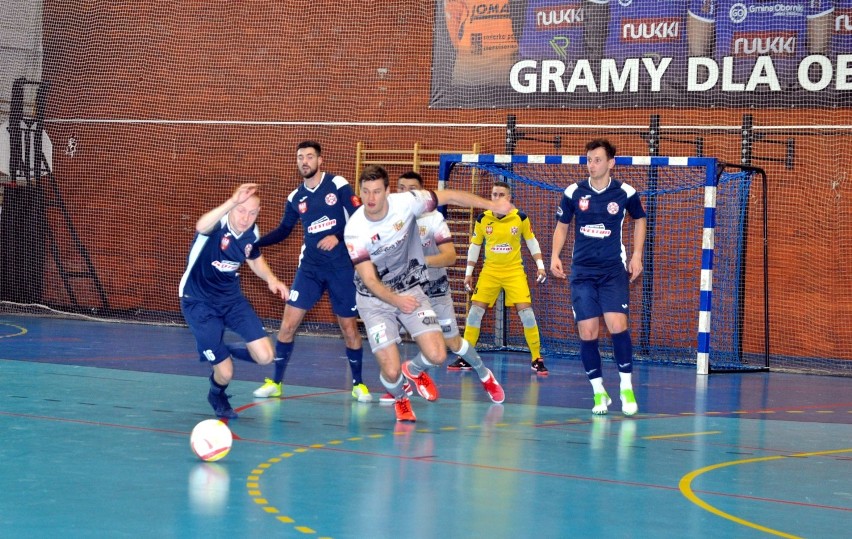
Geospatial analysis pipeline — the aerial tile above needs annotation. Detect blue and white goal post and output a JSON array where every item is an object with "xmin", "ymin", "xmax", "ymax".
[{"xmin": 438, "ymin": 153, "xmax": 768, "ymax": 375}]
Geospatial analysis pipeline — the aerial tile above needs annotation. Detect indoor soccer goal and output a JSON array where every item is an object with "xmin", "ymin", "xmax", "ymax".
[{"xmin": 439, "ymin": 154, "xmax": 769, "ymax": 375}]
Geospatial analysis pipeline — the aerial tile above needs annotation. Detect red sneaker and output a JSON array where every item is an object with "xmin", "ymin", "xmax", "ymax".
[
  {"xmin": 481, "ymin": 369, "xmax": 505, "ymax": 404},
  {"xmin": 401, "ymin": 361, "xmax": 439, "ymax": 402},
  {"xmin": 394, "ymin": 397, "xmax": 416, "ymax": 422},
  {"xmin": 379, "ymin": 382, "xmax": 413, "ymax": 404}
]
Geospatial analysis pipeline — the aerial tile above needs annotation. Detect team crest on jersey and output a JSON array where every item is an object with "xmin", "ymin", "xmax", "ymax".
[
  {"xmin": 245, "ymin": 244, "xmax": 253, "ymax": 257},
  {"xmin": 419, "ymin": 225, "xmax": 427, "ymax": 237},
  {"xmin": 579, "ymin": 196, "xmax": 590, "ymax": 211},
  {"xmin": 325, "ymin": 193, "xmax": 337, "ymax": 205},
  {"xmin": 511, "ymin": 226, "xmax": 518, "ymax": 236},
  {"xmin": 298, "ymin": 201, "xmax": 308, "ymax": 214},
  {"xmin": 485, "ymin": 225, "xmax": 493, "ymax": 235},
  {"xmin": 393, "ymin": 221, "xmax": 404, "ymax": 232},
  {"xmin": 220, "ymin": 234, "xmax": 231, "ymax": 250},
  {"xmin": 607, "ymin": 202, "xmax": 620, "ymax": 215}
]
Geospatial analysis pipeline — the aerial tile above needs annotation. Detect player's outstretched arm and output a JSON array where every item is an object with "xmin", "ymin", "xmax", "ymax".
[
  {"xmin": 434, "ymin": 189, "xmax": 514, "ymax": 215},
  {"xmin": 196, "ymin": 183, "xmax": 258, "ymax": 235},
  {"xmin": 246, "ymin": 255, "xmax": 290, "ymax": 300}
]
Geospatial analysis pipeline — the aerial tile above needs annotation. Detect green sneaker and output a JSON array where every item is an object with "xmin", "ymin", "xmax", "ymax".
[
  {"xmin": 253, "ymin": 378, "xmax": 282, "ymax": 398},
  {"xmin": 351, "ymin": 383, "xmax": 373, "ymax": 403},
  {"xmin": 592, "ymin": 392, "xmax": 612, "ymax": 415},
  {"xmin": 620, "ymin": 388, "xmax": 638, "ymax": 416}
]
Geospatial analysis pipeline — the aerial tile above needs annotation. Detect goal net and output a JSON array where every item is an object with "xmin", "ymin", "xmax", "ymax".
[{"xmin": 439, "ymin": 154, "xmax": 767, "ymax": 374}]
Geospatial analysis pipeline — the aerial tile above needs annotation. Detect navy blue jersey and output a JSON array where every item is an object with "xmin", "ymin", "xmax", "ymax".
[
  {"xmin": 257, "ymin": 172, "xmax": 360, "ymax": 270},
  {"xmin": 179, "ymin": 214, "xmax": 262, "ymax": 302},
  {"xmin": 557, "ymin": 178, "xmax": 646, "ymax": 273}
]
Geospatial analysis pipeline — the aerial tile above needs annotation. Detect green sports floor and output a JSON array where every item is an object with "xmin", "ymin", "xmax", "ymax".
[{"xmin": 1, "ymin": 315, "xmax": 850, "ymax": 538}]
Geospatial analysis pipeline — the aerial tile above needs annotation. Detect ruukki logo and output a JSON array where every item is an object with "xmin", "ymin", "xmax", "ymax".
[
  {"xmin": 535, "ymin": 4, "xmax": 584, "ymax": 29},
  {"xmin": 620, "ymin": 18, "xmax": 681, "ymax": 43},
  {"xmin": 731, "ymin": 32, "xmax": 797, "ymax": 57},
  {"xmin": 836, "ymin": 8, "xmax": 852, "ymax": 34}
]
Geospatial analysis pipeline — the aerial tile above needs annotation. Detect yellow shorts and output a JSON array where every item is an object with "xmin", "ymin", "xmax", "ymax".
[{"xmin": 471, "ymin": 268, "xmax": 531, "ymax": 307}]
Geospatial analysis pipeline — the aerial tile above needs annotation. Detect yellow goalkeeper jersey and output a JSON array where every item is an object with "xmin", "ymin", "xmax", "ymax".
[{"xmin": 471, "ymin": 209, "xmax": 535, "ymax": 271}]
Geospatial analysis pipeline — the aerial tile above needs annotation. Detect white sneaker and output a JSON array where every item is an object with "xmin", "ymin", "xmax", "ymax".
[
  {"xmin": 620, "ymin": 388, "xmax": 638, "ymax": 416},
  {"xmin": 253, "ymin": 378, "xmax": 282, "ymax": 398},
  {"xmin": 351, "ymin": 383, "xmax": 373, "ymax": 403},
  {"xmin": 592, "ymin": 392, "xmax": 611, "ymax": 415}
]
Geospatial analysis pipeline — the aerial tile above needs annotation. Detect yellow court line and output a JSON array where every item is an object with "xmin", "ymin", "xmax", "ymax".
[
  {"xmin": 643, "ymin": 430, "xmax": 721, "ymax": 440},
  {"xmin": 679, "ymin": 448, "xmax": 852, "ymax": 538},
  {"xmin": 0, "ymin": 323, "xmax": 27, "ymax": 339}
]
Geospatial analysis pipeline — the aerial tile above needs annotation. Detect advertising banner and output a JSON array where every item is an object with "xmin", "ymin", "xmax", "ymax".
[{"xmin": 430, "ymin": 0, "xmax": 852, "ymax": 108}]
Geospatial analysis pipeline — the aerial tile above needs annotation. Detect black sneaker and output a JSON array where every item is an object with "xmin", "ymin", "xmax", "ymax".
[
  {"xmin": 447, "ymin": 357, "xmax": 472, "ymax": 371},
  {"xmin": 531, "ymin": 358, "xmax": 549, "ymax": 376},
  {"xmin": 207, "ymin": 389, "xmax": 239, "ymax": 419}
]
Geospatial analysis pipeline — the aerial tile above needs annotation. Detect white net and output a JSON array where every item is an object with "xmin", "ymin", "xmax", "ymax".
[{"xmin": 0, "ymin": 0, "xmax": 849, "ymax": 375}]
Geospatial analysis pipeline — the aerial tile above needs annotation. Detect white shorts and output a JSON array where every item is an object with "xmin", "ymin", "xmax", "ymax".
[
  {"xmin": 428, "ymin": 292, "xmax": 460, "ymax": 339},
  {"xmin": 357, "ymin": 286, "xmax": 442, "ymax": 352}
]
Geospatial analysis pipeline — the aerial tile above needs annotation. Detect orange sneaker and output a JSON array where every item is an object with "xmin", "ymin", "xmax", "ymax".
[
  {"xmin": 480, "ymin": 369, "xmax": 505, "ymax": 404},
  {"xmin": 401, "ymin": 361, "xmax": 439, "ymax": 401},
  {"xmin": 394, "ymin": 397, "xmax": 416, "ymax": 422}
]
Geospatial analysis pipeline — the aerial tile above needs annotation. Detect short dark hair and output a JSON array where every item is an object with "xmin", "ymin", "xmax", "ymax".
[
  {"xmin": 360, "ymin": 165, "xmax": 389, "ymax": 188},
  {"xmin": 493, "ymin": 180, "xmax": 511, "ymax": 193},
  {"xmin": 297, "ymin": 140, "xmax": 322, "ymax": 155},
  {"xmin": 398, "ymin": 171, "xmax": 424, "ymax": 186},
  {"xmin": 585, "ymin": 138, "xmax": 616, "ymax": 159}
]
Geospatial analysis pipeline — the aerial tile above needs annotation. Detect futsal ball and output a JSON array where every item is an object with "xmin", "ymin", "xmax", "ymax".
[{"xmin": 190, "ymin": 419, "xmax": 233, "ymax": 462}]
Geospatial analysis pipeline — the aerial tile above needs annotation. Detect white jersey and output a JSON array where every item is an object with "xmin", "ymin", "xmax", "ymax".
[
  {"xmin": 417, "ymin": 210, "xmax": 453, "ymax": 298},
  {"xmin": 344, "ymin": 189, "xmax": 439, "ymax": 297}
]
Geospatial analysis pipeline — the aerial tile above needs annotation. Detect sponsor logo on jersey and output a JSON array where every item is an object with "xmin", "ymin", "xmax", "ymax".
[
  {"xmin": 212, "ymin": 260, "xmax": 240, "ymax": 272},
  {"xmin": 373, "ymin": 236, "xmax": 406, "ymax": 256},
  {"xmin": 491, "ymin": 243, "xmax": 513, "ymax": 253},
  {"xmin": 370, "ymin": 234, "xmax": 380, "ymax": 243},
  {"xmin": 298, "ymin": 201, "xmax": 308, "ymax": 214},
  {"xmin": 393, "ymin": 220, "xmax": 404, "ymax": 232},
  {"xmin": 534, "ymin": 3, "xmax": 584, "ymax": 29},
  {"xmin": 580, "ymin": 223, "xmax": 611, "ymax": 238},
  {"xmin": 731, "ymin": 32, "xmax": 797, "ymax": 57},
  {"xmin": 619, "ymin": 18, "xmax": 681, "ymax": 43},
  {"xmin": 325, "ymin": 193, "xmax": 338, "ymax": 205},
  {"xmin": 579, "ymin": 196, "xmax": 590, "ymax": 211},
  {"xmin": 220, "ymin": 234, "xmax": 231, "ymax": 250},
  {"xmin": 607, "ymin": 202, "xmax": 620, "ymax": 215},
  {"xmin": 307, "ymin": 216, "xmax": 337, "ymax": 234}
]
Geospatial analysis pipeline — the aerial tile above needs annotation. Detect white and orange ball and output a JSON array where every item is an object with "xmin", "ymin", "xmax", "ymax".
[{"xmin": 190, "ymin": 419, "xmax": 233, "ymax": 462}]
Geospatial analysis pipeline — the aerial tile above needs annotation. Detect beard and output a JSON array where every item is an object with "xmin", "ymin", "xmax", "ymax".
[{"xmin": 300, "ymin": 164, "xmax": 319, "ymax": 180}]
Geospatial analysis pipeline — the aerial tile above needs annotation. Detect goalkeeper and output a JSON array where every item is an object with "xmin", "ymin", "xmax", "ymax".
[
  {"xmin": 550, "ymin": 138, "xmax": 646, "ymax": 416},
  {"xmin": 454, "ymin": 181, "xmax": 549, "ymax": 375}
]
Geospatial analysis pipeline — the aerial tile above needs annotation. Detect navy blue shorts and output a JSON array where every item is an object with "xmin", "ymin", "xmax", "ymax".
[
  {"xmin": 288, "ymin": 265, "xmax": 358, "ymax": 318},
  {"xmin": 181, "ymin": 296, "xmax": 267, "ymax": 365},
  {"xmin": 570, "ymin": 267, "xmax": 630, "ymax": 322}
]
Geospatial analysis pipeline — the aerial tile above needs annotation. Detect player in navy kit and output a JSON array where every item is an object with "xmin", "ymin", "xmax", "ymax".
[
  {"xmin": 550, "ymin": 139, "xmax": 646, "ymax": 416},
  {"xmin": 180, "ymin": 183, "xmax": 290, "ymax": 419},
  {"xmin": 250, "ymin": 141, "xmax": 372, "ymax": 402}
]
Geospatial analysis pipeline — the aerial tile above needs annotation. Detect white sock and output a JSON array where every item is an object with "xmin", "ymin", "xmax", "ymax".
[
  {"xmin": 590, "ymin": 377, "xmax": 606, "ymax": 394},
  {"xmin": 619, "ymin": 372, "xmax": 633, "ymax": 391}
]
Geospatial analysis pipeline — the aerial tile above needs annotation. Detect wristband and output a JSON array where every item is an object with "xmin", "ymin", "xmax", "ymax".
[
  {"xmin": 465, "ymin": 265, "xmax": 474, "ymax": 277},
  {"xmin": 536, "ymin": 259, "xmax": 545, "ymax": 270}
]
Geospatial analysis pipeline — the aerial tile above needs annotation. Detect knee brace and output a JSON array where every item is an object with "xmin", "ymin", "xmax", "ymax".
[
  {"xmin": 518, "ymin": 307, "xmax": 537, "ymax": 328},
  {"xmin": 466, "ymin": 304, "xmax": 486, "ymax": 328}
]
